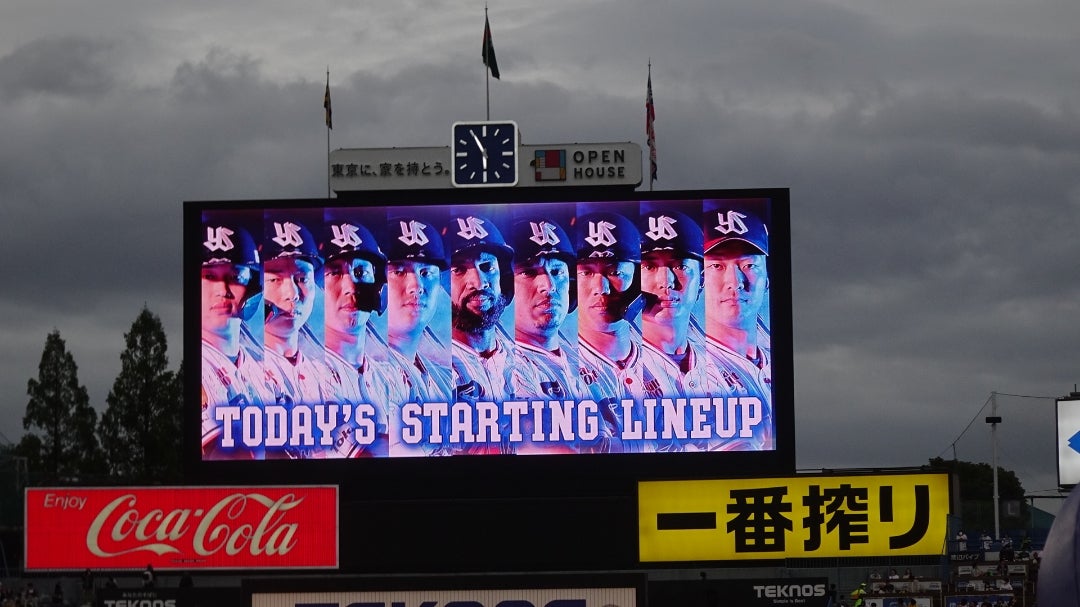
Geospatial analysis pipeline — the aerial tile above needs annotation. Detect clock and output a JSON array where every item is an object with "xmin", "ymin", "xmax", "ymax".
[{"xmin": 451, "ymin": 120, "xmax": 519, "ymax": 187}]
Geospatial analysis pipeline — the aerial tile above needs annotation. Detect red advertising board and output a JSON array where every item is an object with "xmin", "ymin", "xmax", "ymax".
[{"xmin": 25, "ymin": 486, "xmax": 338, "ymax": 571}]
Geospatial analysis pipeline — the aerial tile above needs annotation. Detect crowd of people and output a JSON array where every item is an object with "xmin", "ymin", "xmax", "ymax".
[
  {"xmin": 0, "ymin": 581, "xmax": 41, "ymax": 607},
  {"xmin": 0, "ymin": 565, "xmax": 163, "ymax": 607},
  {"xmin": 832, "ymin": 531, "xmax": 1040, "ymax": 607}
]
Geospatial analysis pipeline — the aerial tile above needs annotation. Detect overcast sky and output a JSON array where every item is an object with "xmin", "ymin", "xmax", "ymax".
[{"xmin": 1, "ymin": 0, "xmax": 1077, "ymax": 504}]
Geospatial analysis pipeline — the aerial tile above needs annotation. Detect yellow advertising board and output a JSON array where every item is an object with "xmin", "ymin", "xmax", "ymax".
[{"xmin": 639, "ymin": 473, "xmax": 950, "ymax": 562}]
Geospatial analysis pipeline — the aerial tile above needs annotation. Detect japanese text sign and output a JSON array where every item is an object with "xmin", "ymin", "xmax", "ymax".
[{"xmin": 639, "ymin": 473, "xmax": 949, "ymax": 561}]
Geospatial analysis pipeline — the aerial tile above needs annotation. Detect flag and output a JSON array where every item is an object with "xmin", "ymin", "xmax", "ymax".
[
  {"xmin": 482, "ymin": 15, "xmax": 501, "ymax": 79},
  {"xmin": 323, "ymin": 73, "xmax": 332, "ymax": 129},
  {"xmin": 646, "ymin": 70, "xmax": 657, "ymax": 181}
]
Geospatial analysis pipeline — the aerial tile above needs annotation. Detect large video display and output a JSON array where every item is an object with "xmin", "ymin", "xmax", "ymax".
[{"xmin": 187, "ymin": 189, "xmax": 790, "ymax": 467}]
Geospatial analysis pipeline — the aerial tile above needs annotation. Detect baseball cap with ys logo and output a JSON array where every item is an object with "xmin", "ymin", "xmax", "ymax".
[
  {"xmin": 445, "ymin": 214, "xmax": 515, "ymax": 302},
  {"xmin": 575, "ymin": 211, "xmax": 640, "ymax": 263},
  {"xmin": 640, "ymin": 209, "xmax": 703, "ymax": 261},
  {"xmin": 262, "ymin": 217, "xmax": 323, "ymax": 270},
  {"xmin": 704, "ymin": 206, "xmax": 769, "ymax": 256},
  {"xmin": 385, "ymin": 216, "xmax": 448, "ymax": 270}
]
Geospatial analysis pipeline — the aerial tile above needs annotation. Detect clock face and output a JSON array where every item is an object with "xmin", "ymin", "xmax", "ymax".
[{"xmin": 451, "ymin": 121, "xmax": 519, "ymax": 187}]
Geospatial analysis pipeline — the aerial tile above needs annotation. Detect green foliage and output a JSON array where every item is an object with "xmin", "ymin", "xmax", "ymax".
[
  {"xmin": 98, "ymin": 307, "xmax": 183, "ymax": 484},
  {"xmin": 23, "ymin": 331, "xmax": 105, "ymax": 483},
  {"xmin": 928, "ymin": 456, "xmax": 1028, "ymax": 531}
]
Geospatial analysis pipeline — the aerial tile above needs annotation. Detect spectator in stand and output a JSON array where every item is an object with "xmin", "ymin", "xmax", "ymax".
[
  {"xmin": 142, "ymin": 563, "xmax": 156, "ymax": 588},
  {"xmin": 850, "ymin": 582, "xmax": 867, "ymax": 607},
  {"xmin": 869, "ymin": 569, "xmax": 882, "ymax": 580},
  {"xmin": 956, "ymin": 529, "xmax": 969, "ymax": 552},
  {"xmin": 1000, "ymin": 534, "xmax": 1014, "ymax": 560},
  {"xmin": 81, "ymin": 568, "xmax": 95, "ymax": 604},
  {"xmin": 825, "ymin": 583, "xmax": 838, "ymax": 607},
  {"xmin": 981, "ymin": 531, "xmax": 993, "ymax": 551},
  {"xmin": 888, "ymin": 569, "xmax": 900, "ymax": 580},
  {"xmin": 904, "ymin": 568, "xmax": 914, "ymax": 580},
  {"xmin": 50, "ymin": 582, "xmax": 63, "ymax": 607}
]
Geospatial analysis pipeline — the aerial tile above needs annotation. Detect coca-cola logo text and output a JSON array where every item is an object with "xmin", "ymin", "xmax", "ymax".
[{"xmin": 86, "ymin": 492, "xmax": 302, "ymax": 558}]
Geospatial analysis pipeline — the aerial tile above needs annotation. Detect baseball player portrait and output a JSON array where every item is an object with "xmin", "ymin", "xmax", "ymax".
[
  {"xmin": 384, "ymin": 212, "xmax": 455, "ymax": 457},
  {"xmin": 318, "ymin": 209, "xmax": 400, "ymax": 457},
  {"xmin": 638, "ymin": 207, "xmax": 711, "ymax": 451},
  {"xmin": 575, "ymin": 209, "xmax": 645, "ymax": 452},
  {"xmin": 509, "ymin": 214, "xmax": 596, "ymax": 453},
  {"xmin": 260, "ymin": 212, "xmax": 343, "ymax": 458},
  {"xmin": 447, "ymin": 212, "xmax": 534, "ymax": 454},
  {"xmin": 199, "ymin": 212, "xmax": 278, "ymax": 460},
  {"xmin": 702, "ymin": 201, "xmax": 774, "ymax": 450}
]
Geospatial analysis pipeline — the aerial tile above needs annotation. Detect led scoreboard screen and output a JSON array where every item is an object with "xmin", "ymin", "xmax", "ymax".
[{"xmin": 184, "ymin": 188, "xmax": 793, "ymax": 486}]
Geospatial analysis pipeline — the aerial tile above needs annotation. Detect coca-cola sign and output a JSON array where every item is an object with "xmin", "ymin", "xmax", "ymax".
[{"xmin": 25, "ymin": 486, "xmax": 338, "ymax": 570}]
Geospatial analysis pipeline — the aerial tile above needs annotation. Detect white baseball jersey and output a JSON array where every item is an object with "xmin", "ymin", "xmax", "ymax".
[
  {"xmin": 200, "ymin": 339, "xmax": 279, "ymax": 459},
  {"xmin": 387, "ymin": 345, "xmax": 455, "ymax": 457},
  {"xmin": 703, "ymin": 334, "xmax": 773, "ymax": 450},
  {"xmin": 322, "ymin": 346, "xmax": 401, "ymax": 457},
  {"xmin": 639, "ymin": 338, "xmax": 714, "ymax": 452},
  {"xmin": 450, "ymin": 332, "xmax": 539, "ymax": 454},
  {"xmin": 511, "ymin": 335, "xmax": 597, "ymax": 454},
  {"xmin": 262, "ymin": 347, "xmax": 343, "ymax": 459},
  {"xmin": 577, "ymin": 331, "xmax": 647, "ymax": 453}
]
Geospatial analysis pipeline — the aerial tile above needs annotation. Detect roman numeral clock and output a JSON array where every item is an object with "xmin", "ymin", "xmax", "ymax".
[{"xmin": 451, "ymin": 120, "xmax": 519, "ymax": 187}]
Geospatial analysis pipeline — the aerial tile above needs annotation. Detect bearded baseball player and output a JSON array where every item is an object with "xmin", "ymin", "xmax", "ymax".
[
  {"xmin": 702, "ymin": 203, "xmax": 773, "ymax": 450},
  {"xmin": 447, "ymin": 213, "xmax": 538, "ymax": 455},
  {"xmin": 384, "ymin": 214, "xmax": 455, "ymax": 457},
  {"xmin": 318, "ymin": 214, "xmax": 403, "ymax": 457},
  {"xmin": 575, "ymin": 210, "xmax": 646, "ymax": 453},
  {"xmin": 260, "ymin": 215, "xmax": 344, "ymax": 458},
  {"xmin": 638, "ymin": 209, "xmax": 712, "ymax": 451},
  {"xmin": 200, "ymin": 216, "xmax": 278, "ymax": 460}
]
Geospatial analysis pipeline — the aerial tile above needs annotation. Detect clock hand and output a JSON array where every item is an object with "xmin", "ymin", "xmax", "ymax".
[{"xmin": 469, "ymin": 130, "xmax": 488, "ymax": 169}]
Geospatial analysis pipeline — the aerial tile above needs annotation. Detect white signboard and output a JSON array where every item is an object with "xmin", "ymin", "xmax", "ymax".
[
  {"xmin": 252, "ymin": 586, "xmax": 638, "ymax": 607},
  {"xmin": 1057, "ymin": 398, "xmax": 1080, "ymax": 486},
  {"xmin": 330, "ymin": 143, "xmax": 641, "ymax": 191}
]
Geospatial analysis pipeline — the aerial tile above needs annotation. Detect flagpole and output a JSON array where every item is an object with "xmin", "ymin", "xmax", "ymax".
[
  {"xmin": 325, "ymin": 67, "xmax": 331, "ymax": 199},
  {"xmin": 646, "ymin": 59, "xmax": 655, "ymax": 192},
  {"xmin": 485, "ymin": 6, "xmax": 491, "ymax": 120}
]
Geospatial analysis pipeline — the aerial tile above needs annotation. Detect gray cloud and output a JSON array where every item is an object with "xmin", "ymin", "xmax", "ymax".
[
  {"xmin": 0, "ymin": 0, "xmax": 1077, "ymax": 499},
  {"xmin": 0, "ymin": 36, "xmax": 117, "ymax": 100}
]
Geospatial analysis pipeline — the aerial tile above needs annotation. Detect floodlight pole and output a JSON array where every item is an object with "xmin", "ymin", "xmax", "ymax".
[{"xmin": 986, "ymin": 392, "xmax": 1002, "ymax": 541}]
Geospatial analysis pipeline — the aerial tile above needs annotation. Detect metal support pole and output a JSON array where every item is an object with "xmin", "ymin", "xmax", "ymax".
[{"xmin": 989, "ymin": 392, "xmax": 1001, "ymax": 540}]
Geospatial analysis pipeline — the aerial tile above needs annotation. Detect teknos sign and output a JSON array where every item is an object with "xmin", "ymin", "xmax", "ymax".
[{"xmin": 25, "ymin": 486, "xmax": 338, "ymax": 570}]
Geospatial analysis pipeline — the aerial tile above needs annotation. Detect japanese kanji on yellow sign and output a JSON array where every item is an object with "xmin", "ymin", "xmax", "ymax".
[{"xmin": 639, "ymin": 473, "xmax": 950, "ymax": 562}]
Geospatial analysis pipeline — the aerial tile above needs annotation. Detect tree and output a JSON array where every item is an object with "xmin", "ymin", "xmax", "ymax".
[
  {"xmin": 24, "ymin": 331, "xmax": 105, "ymax": 483},
  {"xmin": 98, "ymin": 308, "xmax": 183, "ymax": 483},
  {"xmin": 929, "ymin": 456, "xmax": 1028, "ymax": 532}
]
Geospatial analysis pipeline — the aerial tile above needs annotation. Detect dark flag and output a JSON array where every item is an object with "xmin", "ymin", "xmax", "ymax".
[
  {"xmin": 482, "ymin": 15, "xmax": 501, "ymax": 79},
  {"xmin": 323, "ymin": 73, "xmax": 332, "ymax": 129},
  {"xmin": 646, "ymin": 70, "xmax": 657, "ymax": 181}
]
